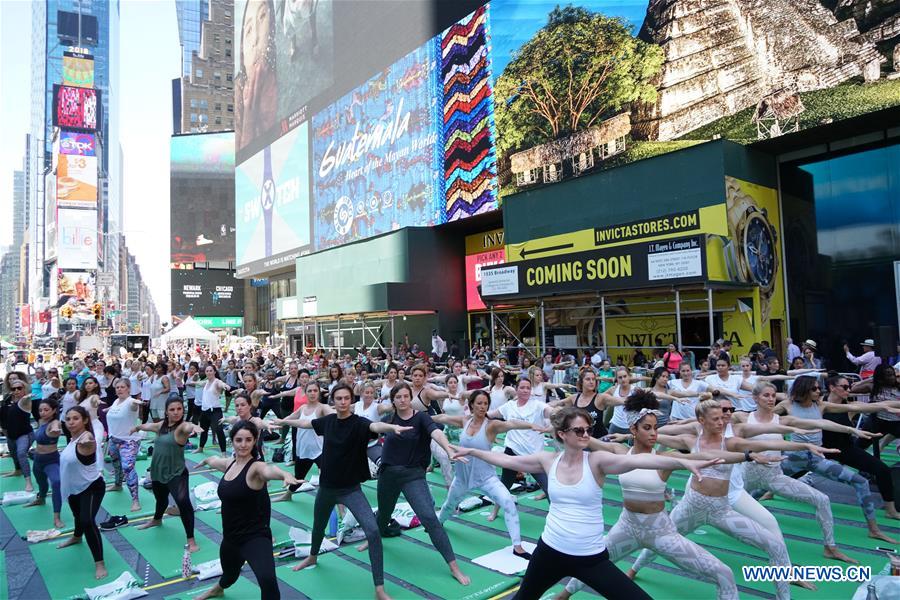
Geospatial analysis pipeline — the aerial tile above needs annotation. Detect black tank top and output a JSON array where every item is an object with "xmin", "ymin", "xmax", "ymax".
[
  {"xmin": 218, "ymin": 459, "xmax": 272, "ymax": 542},
  {"xmin": 822, "ymin": 409, "xmax": 852, "ymax": 451},
  {"xmin": 574, "ymin": 393, "xmax": 607, "ymax": 438}
]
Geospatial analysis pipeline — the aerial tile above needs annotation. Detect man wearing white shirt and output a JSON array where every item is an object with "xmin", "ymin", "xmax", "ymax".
[
  {"xmin": 785, "ymin": 338, "xmax": 801, "ymax": 364},
  {"xmin": 844, "ymin": 339, "xmax": 882, "ymax": 378}
]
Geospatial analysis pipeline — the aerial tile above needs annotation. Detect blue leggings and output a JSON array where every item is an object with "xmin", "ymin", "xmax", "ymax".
[
  {"xmin": 782, "ymin": 450, "xmax": 876, "ymax": 520},
  {"xmin": 33, "ymin": 452, "xmax": 62, "ymax": 513}
]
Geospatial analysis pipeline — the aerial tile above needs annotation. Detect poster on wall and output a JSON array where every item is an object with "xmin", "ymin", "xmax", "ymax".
[
  {"xmin": 235, "ymin": 123, "xmax": 311, "ymax": 277},
  {"xmin": 489, "ymin": 0, "xmax": 900, "ymax": 193},
  {"xmin": 57, "ymin": 270, "xmax": 97, "ymax": 323},
  {"xmin": 311, "ymin": 42, "xmax": 442, "ymax": 251},
  {"xmin": 57, "ymin": 209, "xmax": 98, "ymax": 270},
  {"xmin": 53, "ymin": 85, "xmax": 100, "ymax": 131},
  {"xmin": 56, "ymin": 155, "xmax": 98, "ymax": 208},
  {"xmin": 466, "ymin": 248, "xmax": 506, "ymax": 310}
]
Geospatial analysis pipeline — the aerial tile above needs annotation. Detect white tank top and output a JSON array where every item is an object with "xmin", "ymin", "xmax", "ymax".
[
  {"xmin": 489, "ymin": 386, "xmax": 508, "ymax": 411},
  {"xmin": 380, "ymin": 382, "xmax": 394, "ymax": 400},
  {"xmin": 543, "ymin": 453, "xmax": 606, "ymax": 555},
  {"xmin": 294, "ymin": 404, "xmax": 323, "ymax": 459},
  {"xmin": 608, "ymin": 385, "xmax": 634, "ymax": 428},
  {"xmin": 354, "ymin": 400, "xmax": 382, "ymax": 447},
  {"xmin": 746, "ymin": 412, "xmax": 782, "ymax": 467},
  {"xmin": 106, "ymin": 398, "xmax": 141, "ymax": 441},
  {"xmin": 41, "ymin": 381, "xmax": 56, "ymax": 400},
  {"xmin": 60, "ymin": 431, "xmax": 102, "ymax": 499},
  {"xmin": 61, "ymin": 391, "xmax": 78, "ymax": 416},
  {"xmin": 201, "ymin": 381, "xmax": 222, "ymax": 410}
]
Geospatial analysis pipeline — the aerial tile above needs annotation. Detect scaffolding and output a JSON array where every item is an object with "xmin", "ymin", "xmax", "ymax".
[{"xmin": 281, "ymin": 311, "xmax": 437, "ymax": 356}]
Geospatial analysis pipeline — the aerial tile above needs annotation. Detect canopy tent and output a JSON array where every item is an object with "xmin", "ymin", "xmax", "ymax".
[{"xmin": 160, "ymin": 317, "xmax": 218, "ymax": 344}]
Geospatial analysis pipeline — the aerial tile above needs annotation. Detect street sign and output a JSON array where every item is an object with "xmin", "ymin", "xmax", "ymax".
[{"xmin": 97, "ymin": 272, "xmax": 114, "ymax": 286}]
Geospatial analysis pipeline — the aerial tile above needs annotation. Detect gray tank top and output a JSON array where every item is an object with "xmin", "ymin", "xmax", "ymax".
[
  {"xmin": 457, "ymin": 418, "xmax": 496, "ymax": 485},
  {"xmin": 789, "ymin": 401, "xmax": 822, "ymax": 446}
]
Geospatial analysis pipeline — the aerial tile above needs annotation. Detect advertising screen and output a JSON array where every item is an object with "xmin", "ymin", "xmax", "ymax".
[
  {"xmin": 57, "ymin": 209, "xmax": 98, "ymax": 270},
  {"xmin": 59, "ymin": 132, "xmax": 96, "ymax": 156},
  {"xmin": 171, "ymin": 269, "xmax": 245, "ymax": 317},
  {"xmin": 53, "ymin": 85, "xmax": 100, "ymax": 131},
  {"xmin": 170, "ymin": 133, "xmax": 236, "ymax": 263},
  {"xmin": 466, "ymin": 248, "xmax": 506, "ymax": 310},
  {"xmin": 235, "ymin": 123, "xmax": 311, "ymax": 277},
  {"xmin": 57, "ymin": 270, "xmax": 97, "ymax": 323},
  {"xmin": 56, "ymin": 155, "xmax": 98, "ymax": 208},
  {"xmin": 311, "ymin": 43, "xmax": 442, "ymax": 251},
  {"xmin": 62, "ymin": 51, "xmax": 94, "ymax": 88}
]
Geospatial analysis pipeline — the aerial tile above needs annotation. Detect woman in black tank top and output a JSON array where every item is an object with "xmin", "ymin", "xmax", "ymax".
[
  {"xmin": 554, "ymin": 370, "xmax": 609, "ymax": 438},
  {"xmin": 195, "ymin": 421, "xmax": 301, "ymax": 600}
]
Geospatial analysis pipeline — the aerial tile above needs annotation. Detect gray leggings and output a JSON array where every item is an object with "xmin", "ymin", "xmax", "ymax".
[
  {"xmin": 310, "ymin": 485, "xmax": 383, "ymax": 586},
  {"xmin": 11, "ymin": 432, "xmax": 34, "ymax": 478},
  {"xmin": 377, "ymin": 465, "xmax": 456, "ymax": 564},
  {"xmin": 743, "ymin": 462, "xmax": 835, "ymax": 546},
  {"xmin": 782, "ymin": 450, "xmax": 876, "ymax": 521}
]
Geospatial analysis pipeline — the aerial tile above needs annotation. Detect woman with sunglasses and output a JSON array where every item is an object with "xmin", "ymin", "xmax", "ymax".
[
  {"xmin": 24, "ymin": 398, "xmax": 65, "ymax": 528},
  {"xmin": 453, "ymin": 406, "xmax": 717, "ymax": 599},
  {"xmin": 434, "ymin": 389, "xmax": 535, "ymax": 559},
  {"xmin": 1, "ymin": 380, "xmax": 35, "ymax": 491}
]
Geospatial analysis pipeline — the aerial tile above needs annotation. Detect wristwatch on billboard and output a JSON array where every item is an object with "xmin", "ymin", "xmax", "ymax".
[
  {"xmin": 260, "ymin": 146, "xmax": 275, "ymax": 258},
  {"xmin": 725, "ymin": 179, "xmax": 778, "ymax": 322}
]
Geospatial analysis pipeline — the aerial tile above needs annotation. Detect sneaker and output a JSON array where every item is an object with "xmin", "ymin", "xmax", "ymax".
[{"xmin": 100, "ymin": 515, "xmax": 128, "ymax": 530}]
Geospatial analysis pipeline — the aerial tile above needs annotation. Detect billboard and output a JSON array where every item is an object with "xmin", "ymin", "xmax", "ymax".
[
  {"xmin": 466, "ymin": 249, "xmax": 506, "ymax": 311},
  {"xmin": 62, "ymin": 50, "xmax": 94, "ymax": 88},
  {"xmin": 235, "ymin": 123, "xmax": 311, "ymax": 277},
  {"xmin": 56, "ymin": 155, "xmax": 98, "ymax": 208},
  {"xmin": 171, "ymin": 269, "xmax": 245, "ymax": 317},
  {"xmin": 57, "ymin": 270, "xmax": 97, "ymax": 323},
  {"xmin": 53, "ymin": 85, "xmax": 100, "ymax": 131},
  {"xmin": 170, "ymin": 133, "xmax": 236, "ymax": 264},
  {"xmin": 57, "ymin": 209, "xmax": 98, "ymax": 270},
  {"xmin": 59, "ymin": 132, "xmax": 96, "ymax": 156},
  {"xmin": 311, "ymin": 43, "xmax": 442, "ymax": 251}
]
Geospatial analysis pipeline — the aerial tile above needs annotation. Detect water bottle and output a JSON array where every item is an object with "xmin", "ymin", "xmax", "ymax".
[
  {"xmin": 865, "ymin": 583, "xmax": 879, "ymax": 600},
  {"xmin": 182, "ymin": 543, "xmax": 192, "ymax": 579}
]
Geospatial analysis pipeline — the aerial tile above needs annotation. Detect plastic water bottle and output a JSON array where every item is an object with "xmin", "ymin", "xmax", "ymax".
[
  {"xmin": 328, "ymin": 508, "xmax": 338, "ymax": 537},
  {"xmin": 182, "ymin": 543, "xmax": 192, "ymax": 579},
  {"xmin": 865, "ymin": 583, "xmax": 879, "ymax": 600}
]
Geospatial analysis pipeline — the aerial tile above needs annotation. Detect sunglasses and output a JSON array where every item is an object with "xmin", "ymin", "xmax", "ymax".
[
  {"xmin": 564, "ymin": 426, "xmax": 592, "ymax": 437},
  {"xmin": 836, "ymin": 384, "xmax": 850, "ymax": 390},
  {"xmin": 721, "ymin": 406, "xmax": 735, "ymax": 413}
]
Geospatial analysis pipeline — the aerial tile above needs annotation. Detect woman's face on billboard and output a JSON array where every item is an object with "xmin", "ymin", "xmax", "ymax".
[{"xmin": 243, "ymin": 0, "xmax": 271, "ymax": 71}]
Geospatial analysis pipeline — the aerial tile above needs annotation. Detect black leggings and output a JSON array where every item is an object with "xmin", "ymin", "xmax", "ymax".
[
  {"xmin": 515, "ymin": 538, "xmax": 652, "ymax": 600},
  {"xmin": 836, "ymin": 443, "xmax": 895, "ymax": 502},
  {"xmin": 219, "ymin": 535, "xmax": 279, "ymax": 599},
  {"xmin": 857, "ymin": 416, "xmax": 900, "ymax": 461},
  {"xmin": 500, "ymin": 447, "xmax": 549, "ymax": 493},
  {"xmin": 69, "ymin": 476, "xmax": 105, "ymax": 562},
  {"xmin": 199, "ymin": 408, "xmax": 225, "ymax": 452},
  {"xmin": 186, "ymin": 400, "xmax": 200, "ymax": 425},
  {"xmin": 311, "ymin": 485, "xmax": 383, "ymax": 586},
  {"xmin": 259, "ymin": 398, "xmax": 283, "ymax": 421},
  {"xmin": 288, "ymin": 457, "xmax": 320, "ymax": 492},
  {"xmin": 151, "ymin": 469, "xmax": 194, "ymax": 538}
]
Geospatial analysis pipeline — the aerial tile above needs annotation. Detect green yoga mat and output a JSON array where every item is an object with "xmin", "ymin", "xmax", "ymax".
[
  {"xmin": 195, "ymin": 508, "xmax": 296, "ymax": 547},
  {"xmin": 276, "ymin": 557, "xmax": 408, "ymax": 599},
  {"xmin": 28, "ymin": 531, "xmax": 135, "ymax": 600},
  {"xmin": 163, "ymin": 576, "xmax": 261, "ymax": 600},
  {"xmin": 0, "ymin": 550, "xmax": 6, "ymax": 600},
  {"xmin": 117, "ymin": 520, "xmax": 219, "ymax": 578},
  {"xmin": 1, "ymin": 500, "xmax": 68, "ymax": 537},
  {"xmin": 99, "ymin": 484, "xmax": 157, "ymax": 520}
]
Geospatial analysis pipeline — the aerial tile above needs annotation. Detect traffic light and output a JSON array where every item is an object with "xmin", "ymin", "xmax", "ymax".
[
  {"xmin": 60, "ymin": 305, "xmax": 74, "ymax": 319},
  {"xmin": 92, "ymin": 303, "xmax": 103, "ymax": 321}
]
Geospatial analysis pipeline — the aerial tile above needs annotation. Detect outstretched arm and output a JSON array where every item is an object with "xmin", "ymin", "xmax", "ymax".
[
  {"xmin": 196, "ymin": 455, "xmax": 232, "ymax": 472},
  {"xmin": 451, "ymin": 446, "xmax": 551, "ymax": 474},
  {"xmin": 431, "ymin": 414, "xmax": 465, "ymax": 428}
]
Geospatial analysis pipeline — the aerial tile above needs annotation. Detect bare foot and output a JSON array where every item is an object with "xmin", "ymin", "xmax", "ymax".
[
  {"xmin": 130, "ymin": 501, "xmax": 142, "ymax": 513},
  {"xmin": 137, "ymin": 518, "xmax": 161, "ymax": 530},
  {"xmin": 626, "ymin": 568, "xmax": 637, "ymax": 580},
  {"xmin": 95, "ymin": 561, "xmax": 107, "ymax": 580},
  {"xmin": 187, "ymin": 538, "xmax": 200, "ymax": 553},
  {"xmin": 758, "ymin": 491, "xmax": 775, "ymax": 502},
  {"xmin": 192, "ymin": 447, "xmax": 204, "ymax": 454},
  {"xmin": 791, "ymin": 580, "xmax": 817, "ymax": 591},
  {"xmin": 273, "ymin": 492, "xmax": 293, "ymax": 503},
  {"xmin": 487, "ymin": 506, "xmax": 499, "ymax": 522},
  {"xmin": 165, "ymin": 506, "xmax": 181, "ymax": 516},
  {"xmin": 293, "ymin": 556, "xmax": 317, "ymax": 571},
  {"xmin": 553, "ymin": 592, "xmax": 573, "ymax": 600},
  {"xmin": 449, "ymin": 562, "xmax": 470, "ymax": 586},
  {"xmin": 375, "ymin": 585, "xmax": 392, "ymax": 600},
  {"xmin": 885, "ymin": 510, "xmax": 900, "ymax": 521},
  {"xmin": 24, "ymin": 482, "xmax": 33, "ymax": 493},
  {"xmin": 106, "ymin": 484, "xmax": 122, "ymax": 492},
  {"xmin": 824, "ymin": 545, "xmax": 857, "ymax": 564},
  {"xmin": 532, "ymin": 492, "xmax": 547, "ymax": 501},
  {"xmin": 194, "ymin": 584, "xmax": 225, "ymax": 600},
  {"xmin": 869, "ymin": 528, "xmax": 898, "ymax": 544},
  {"xmin": 356, "ymin": 541, "xmax": 369, "ymax": 552},
  {"xmin": 24, "ymin": 497, "xmax": 45, "ymax": 508},
  {"xmin": 2, "ymin": 470, "xmax": 21, "ymax": 478},
  {"xmin": 57, "ymin": 536, "xmax": 82, "ymax": 549},
  {"xmin": 54, "ymin": 517, "xmax": 65, "ymax": 529}
]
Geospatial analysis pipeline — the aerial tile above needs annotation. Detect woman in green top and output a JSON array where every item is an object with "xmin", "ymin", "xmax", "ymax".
[
  {"xmin": 596, "ymin": 359, "xmax": 616, "ymax": 394},
  {"xmin": 131, "ymin": 397, "xmax": 203, "ymax": 552}
]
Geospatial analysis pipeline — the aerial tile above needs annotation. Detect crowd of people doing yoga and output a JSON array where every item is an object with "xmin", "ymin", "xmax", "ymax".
[{"xmin": 2, "ymin": 344, "xmax": 900, "ymax": 599}]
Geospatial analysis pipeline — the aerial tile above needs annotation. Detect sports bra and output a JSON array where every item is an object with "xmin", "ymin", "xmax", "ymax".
[
  {"xmin": 746, "ymin": 412, "xmax": 782, "ymax": 466},
  {"xmin": 35, "ymin": 422, "xmax": 58, "ymax": 446},
  {"xmin": 619, "ymin": 448, "xmax": 666, "ymax": 501},
  {"xmin": 693, "ymin": 433, "xmax": 733, "ymax": 480}
]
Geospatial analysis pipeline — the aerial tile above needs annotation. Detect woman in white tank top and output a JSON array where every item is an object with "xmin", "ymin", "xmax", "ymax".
[
  {"xmin": 487, "ymin": 368, "xmax": 514, "ymax": 411},
  {"xmin": 453, "ymin": 405, "xmax": 709, "ymax": 598}
]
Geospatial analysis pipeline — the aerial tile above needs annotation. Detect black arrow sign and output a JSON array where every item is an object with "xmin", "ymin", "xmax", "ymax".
[{"xmin": 519, "ymin": 242, "xmax": 575, "ymax": 259}]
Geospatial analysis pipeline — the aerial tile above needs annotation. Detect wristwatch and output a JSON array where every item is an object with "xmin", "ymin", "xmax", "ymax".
[
  {"xmin": 725, "ymin": 177, "xmax": 778, "ymax": 322},
  {"xmin": 260, "ymin": 146, "xmax": 275, "ymax": 258}
]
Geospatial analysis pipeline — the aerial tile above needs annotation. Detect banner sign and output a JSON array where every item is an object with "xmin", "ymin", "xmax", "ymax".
[
  {"xmin": 62, "ymin": 51, "xmax": 95, "ymax": 88},
  {"xmin": 56, "ymin": 155, "xmax": 98, "ymax": 208},
  {"xmin": 57, "ymin": 209, "xmax": 98, "ymax": 270},
  {"xmin": 59, "ymin": 132, "xmax": 96, "ymax": 156},
  {"xmin": 466, "ymin": 248, "xmax": 506, "ymax": 310},
  {"xmin": 53, "ymin": 85, "xmax": 100, "ymax": 131},
  {"xmin": 193, "ymin": 316, "xmax": 244, "ymax": 328},
  {"xmin": 481, "ymin": 235, "xmax": 707, "ymax": 298}
]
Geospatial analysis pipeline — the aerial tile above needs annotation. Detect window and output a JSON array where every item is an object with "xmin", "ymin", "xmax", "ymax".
[
  {"xmin": 199, "ymin": 114, "xmax": 208, "ymax": 124},
  {"xmin": 215, "ymin": 117, "xmax": 222, "ymax": 125},
  {"xmin": 226, "ymin": 73, "xmax": 233, "ymax": 82},
  {"xmin": 190, "ymin": 113, "xmax": 198, "ymax": 123},
  {"xmin": 225, "ymin": 38, "xmax": 232, "ymax": 45},
  {"xmin": 227, "ymin": 104, "xmax": 234, "ymax": 112},
  {"xmin": 214, "ymin": 102, "xmax": 222, "ymax": 111},
  {"xmin": 199, "ymin": 99, "xmax": 208, "ymax": 109},
  {"xmin": 214, "ymin": 71, "xmax": 221, "ymax": 80},
  {"xmin": 225, "ymin": 48, "xmax": 231, "ymax": 58},
  {"xmin": 195, "ymin": 68, "xmax": 203, "ymax": 78},
  {"xmin": 189, "ymin": 99, "xmax": 198, "ymax": 109},
  {"xmin": 516, "ymin": 168, "xmax": 539, "ymax": 186}
]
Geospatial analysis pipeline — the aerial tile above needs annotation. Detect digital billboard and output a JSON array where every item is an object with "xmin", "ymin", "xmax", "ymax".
[
  {"xmin": 170, "ymin": 133, "xmax": 236, "ymax": 264},
  {"xmin": 53, "ymin": 85, "xmax": 100, "ymax": 131},
  {"xmin": 311, "ymin": 43, "xmax": 442, "ymax": 251},
  {"xmin": 57, "ymin": 209, "xmax": 98, "ymax": 270},
  {"xmin": 59, "ymin": 132, "xmax": 96, "ymax": 156},
  {"xmin": 56, "ymin": 155, "xmax": 98, "ymax": 208},
  {"xmin": 171, "ymin": 269, "xmax": 245, "ymax": 317},
  {"xmin": 62, "ymin": 51, "xmax": 94, "ymax": 88},
  {"xmin": 235, "ymin": 123, "xmax": 311, "ymax": 277},
  {"xmin": 57, "ymin": 270, "xmax": 97, "ymax": 323}
]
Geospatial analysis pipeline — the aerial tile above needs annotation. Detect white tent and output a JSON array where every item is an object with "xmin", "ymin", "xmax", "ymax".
[{"xmin": 161, "ymin": 317, "xmax": 218, "ymax": 344}]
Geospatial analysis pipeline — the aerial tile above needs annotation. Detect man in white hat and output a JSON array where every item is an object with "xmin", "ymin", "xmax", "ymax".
[
  {"xmin": 844, "ymin": 339, "xmax": 881, "ymax": 378},
  {"xmin": 801, "ymin": 340, "xmax": 822, "ymax": 369}
]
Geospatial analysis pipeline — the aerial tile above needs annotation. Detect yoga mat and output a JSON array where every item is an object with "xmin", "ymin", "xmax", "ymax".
[
  {"xmin": 1, "ymin": 501, "xmax": 67, "ymax": 537},
  {"xmin": 276, "ymin": 557, "xmax": 406, "ymax": 599},
  {"xmin": 163, "ymin": 576, "xmax": 262, "ymax": 599},
  {"xmin": 195, "ymin": 508, "xmax": 295, "ymax": 547},
  {"xmin": 117, "ymin": 520, "xmax": 219, "ymax": 578},
  {"xmin": 99, "ymin": 485, "xmax": 156, "ymax": 520},
  {"xmin": 0, "ymin": 551, "xmax": 6, "ymax": 600},
  {"xmin": 28, "ymin": 531, "xmax": 135, "ymax": 600}
]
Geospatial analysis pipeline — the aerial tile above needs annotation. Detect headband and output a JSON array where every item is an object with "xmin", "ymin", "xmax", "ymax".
[{"xmin": 625, "ymin": 408, "xmax": 663, "ymax": 428}]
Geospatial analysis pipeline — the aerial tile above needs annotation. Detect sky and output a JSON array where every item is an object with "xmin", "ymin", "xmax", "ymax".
[{"xmin": 0, "ymin": 0, "xmax": 178, "ymax": 320}]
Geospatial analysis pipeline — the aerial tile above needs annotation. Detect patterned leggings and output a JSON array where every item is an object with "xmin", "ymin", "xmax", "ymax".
[
  {"xmin": 431, "ymin": 440, "xmax": 453, "ymax": 487},
  {"xmin": 782, "ymin": 451, "xmax": 876, "ymax": 521},
  {"xmin": 632, "ymin": 487, "xmax": 791, "ymax": 600},
  {"xmin": 565, "ymin": 508, "xmax": 737, "ymax": 600},
  {"xmin": 439, "ymin": 475, "xmax": 522, "ymax": 546},
  {"xmin": 743, "ymin": 462, "xmax": 834, "ymax": 546},
  {"xmin": 108, "ymin": 437, "xmax": 141, "ymax": 502}
]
